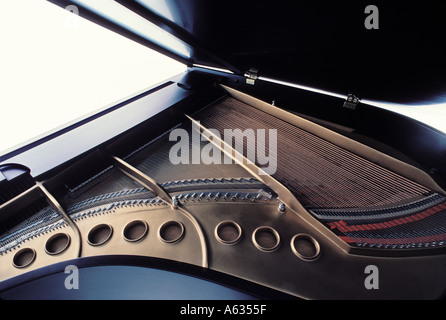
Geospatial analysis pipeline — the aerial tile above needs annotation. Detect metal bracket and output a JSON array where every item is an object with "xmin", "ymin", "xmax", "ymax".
[
  {"xmin": 343, "ymin": 94, "xmax": 360, "ymax": 110},
  {"xmin": 245, "ymin": 68, "xmax": 259, "ymax": 85}
]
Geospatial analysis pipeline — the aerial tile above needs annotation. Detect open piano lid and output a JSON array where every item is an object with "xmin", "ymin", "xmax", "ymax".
[{"xmin": 49, "ymin": 0, "xmax": 446, "ymax": 104}]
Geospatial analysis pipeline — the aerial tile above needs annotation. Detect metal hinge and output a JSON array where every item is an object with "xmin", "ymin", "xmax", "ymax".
[
  {"xmin": 343, "ymin": 94, "xmax": 361, "ymax": 110},
  {"xmin": 244, "ymin": 68, "xmax": 259, "ymax": 85}
]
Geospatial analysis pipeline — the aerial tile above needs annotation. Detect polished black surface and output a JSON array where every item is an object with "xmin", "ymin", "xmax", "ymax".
[
  {"xmin": 0, "ymin": 256, "xmax": 292, "ymax": 300},
  {"xmin": 111, "ymin": 0, "xmax": 446, "ymax": 104},
  {"xmin": 46, "ymin": 0, "xmax": 446, "ymax": 104},
  {"xmin": 1, "ymin": 265, "xmax": 256, "ymax": 300}
]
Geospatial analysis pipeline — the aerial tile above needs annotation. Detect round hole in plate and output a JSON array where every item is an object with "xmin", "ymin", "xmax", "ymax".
[
  {"xmin": 215, "ymin": 221, "xmax": 242, "ymax": 245},
  {"xmin": 87, "ymin": 224, "xmax": 113, "ymax": 246},
  {"xmin": 158, "ymin": 221, "xmax": 184, "ymax": 244},
  {"xmin": 252, "ymin": 226, "xmax": 280, "ymax": 252},
  {"xmin": 45, "ymin": 233, "xmax": 71, "ymax": 255},
  {"xmin": 13, "ymin": 248, "xmax": 36, "ymax": 268},
  {"xmin": 123, "ymin": 220, "xmax": 148, "ymax": 242},
  {"xmin": 291, "ymin": 233, "xmax": 320, "ymax": 261}
]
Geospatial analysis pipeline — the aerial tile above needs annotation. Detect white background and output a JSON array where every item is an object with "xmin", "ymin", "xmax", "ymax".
[{"xmin": 0, "ymin": 0, "xmax": 186, "ymax": 155}]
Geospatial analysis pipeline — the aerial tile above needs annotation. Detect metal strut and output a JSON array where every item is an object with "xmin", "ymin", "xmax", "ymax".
[{"xmin": 109, "ymin": 154, "xmax": 209, "ymax": 268}]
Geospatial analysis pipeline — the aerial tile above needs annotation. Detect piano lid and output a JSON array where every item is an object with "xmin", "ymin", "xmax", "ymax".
[{"xmin": 48, "ymin": 0, "xmax": 446, "ymax": 104}]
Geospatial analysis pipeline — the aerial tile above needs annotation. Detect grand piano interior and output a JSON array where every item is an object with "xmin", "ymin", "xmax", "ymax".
[{"xmin": 1, "ymin": 1, "xmax": 446, "ymax": 300}]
